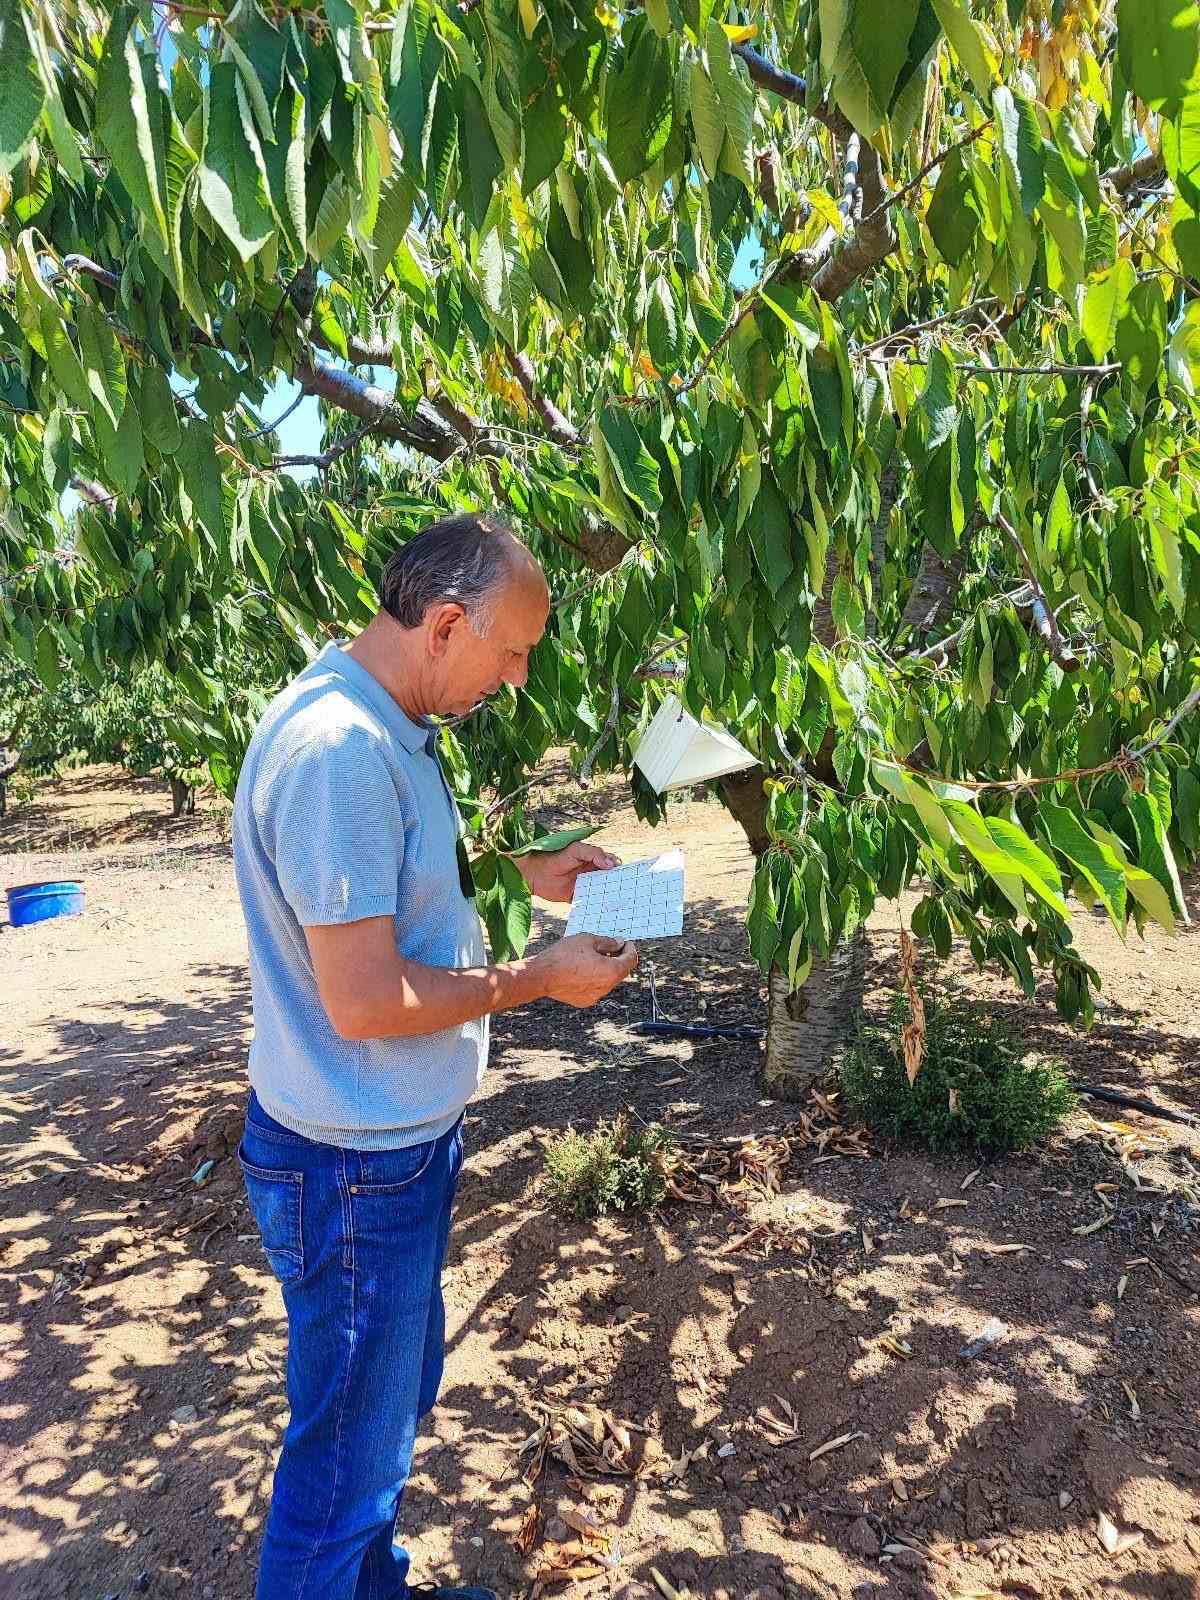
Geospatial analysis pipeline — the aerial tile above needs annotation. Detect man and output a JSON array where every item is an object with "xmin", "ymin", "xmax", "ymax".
[{"xmin": 233, "ymin": 514, "xmax": 638, "ymax": 1600}]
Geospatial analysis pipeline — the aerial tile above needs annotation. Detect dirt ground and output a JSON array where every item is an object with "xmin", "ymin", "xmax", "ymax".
[{"xmin": 2, "ymin": 766, "xmax": 1199, "ymax": 1600}]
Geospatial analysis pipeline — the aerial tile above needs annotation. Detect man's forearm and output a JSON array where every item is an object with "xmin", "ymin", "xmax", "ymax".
[{"xmin": 326, "ymin": 947, "xmax": 549, "ymax": 1041}]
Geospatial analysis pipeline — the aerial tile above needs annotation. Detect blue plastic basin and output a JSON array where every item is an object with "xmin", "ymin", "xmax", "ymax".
[{"xmin": 6, "ymin": 881, "xmax": 85, "ymax": 928}]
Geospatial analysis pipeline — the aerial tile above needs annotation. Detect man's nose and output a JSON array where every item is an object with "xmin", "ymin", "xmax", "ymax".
[{"xmin": 505, "ymin": 660, "xmax": 530, "ymax": 689}]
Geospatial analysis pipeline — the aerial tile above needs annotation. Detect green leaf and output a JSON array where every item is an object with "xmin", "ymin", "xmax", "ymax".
[
  {"xmin": 941, "ymin": 799, "xmax": 1027, "ymax": 916},
  {"xmin": 984, "ymin": 816, "xmax": 1068, "ymax": 916},
  {"xmin": 1128, "ymin": 791, "xmax": 1189, "ymax": 921},
  {"xmin": 1117, "ymin": 0, "xmax": 1198, "ymax": 110},
  {"xmin": 308, "ymin": 175, "xmax": 352, "ymax": 261},
  {"xmin": 1125, "ymin": 865, "xmax": 1178, "ymax": 932},
  {"xmin": 689, "ymin": 60, "xmax": 724, "ymax": 179},
  {"xmin": 920, "ymin": 346, "xmax": 957, "ymax": 448},
  {"xmin": 826, "ymin": 0, "xmax": 920, "ymax": 137},
  {"xmin": 460, "ymin": 80, "xmax": 503, "ymax": 229},
  {"xmin": 176, "ymin": 423, "xmax": 224, "ymax": 552},
  {"xmin": 1115, "ymin": 277, "xmax": 1167, "ymax": 391},
  {"xmin": 0, "ymin": 0, "xmax": 44, "ymax": 175},
  {"xmin": 96, "ymin": 5, "xmax": 168, "ymax": 247},
  {"xmin": 1039, "ymin": 802, "xmax": 1127, "ymax": 933},
  {"xmin": 930, "ymin": 0, "xmax": 999, "ymax": 98},
  {"xmin": 93, "ymin": 400, "xmax": 143, "ymax": 497},
  {"xmin": 523, "ymin": 82, "xmax": 566, "ymax": 196},
  {"xmin": 993, "ymin": 86, "xmax": 1044, "ymax": 217},
  {"xmin": 506, "ymin": 825, "xmax": 602, "ymax": 856},
  {"xmin": 746, "ymin": 469, "xmax": 794, "ymax": 596},
  {"xmin": 485, "ymin": 855, "xmax": 533, "ymax": 959},
  {"xmin": 25, "ymin": 6, "xmax": 83, "ymax": 186},
  {"xmin": 707, "ymin": 21, "xmax": 755, "ymax": 189},
  {"xmin": 608, "ymin": 25, "xmax": 671, "ymax": 185},
  {"xmin": 597, "ymin": 407, "xmax": 663, "ymax": 515},
  {"xmin": 646, "ymin": 275, "xmax": 686, "ymax": 375},
  {"xmin": 747, "ymin": 863, "xmax": 783, "ymax": 970},
  {"xmin": 199, "ymin": 62, "xmax": 274, "ymax": 261},
  {"xmin": 1082, "ymin": 258, "xmax": 1135, "ymax": 364},
  {"xmin": 926, "ymin": 146, "xmax": 977, "ymax": 266},
  {"xmin": 262, "ymin": 84, "xmax": 307, "ymax": 255},
  {"xmin": 76, "ymin": 303, "xmax": 127, "ymax": 427}
]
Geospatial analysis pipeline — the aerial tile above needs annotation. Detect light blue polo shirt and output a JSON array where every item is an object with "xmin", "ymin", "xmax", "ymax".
[{"xmin": 232, "ymin": 641, "xmax": 489, "ymax": 1149}]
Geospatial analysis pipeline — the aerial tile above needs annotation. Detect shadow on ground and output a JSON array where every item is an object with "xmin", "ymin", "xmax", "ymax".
[{"xmin": 2, "ymin": 881, "xmax": 1198, "ymax": 1600}]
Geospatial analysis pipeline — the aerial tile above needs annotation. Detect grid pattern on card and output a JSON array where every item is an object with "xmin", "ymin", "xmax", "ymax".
[{"xmin": 565, "ymin": 851, "xmax": 685, "ymax": 941}]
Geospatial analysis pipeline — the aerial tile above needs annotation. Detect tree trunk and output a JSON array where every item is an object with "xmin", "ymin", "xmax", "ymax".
[
  {"xmin": 0, "ymin": 748, "xmax": 19, "ymax": 820},
  {"xmin": 170, "ymin": 778, "xmax": 195, "ymax": 817},
  {"xmin": 763, "ymin": 931, "xmax": 867, "ymax": 1099},
  {"xmin": 720, "ymin": 769, "xmax": 868, "ymax": 1093}
]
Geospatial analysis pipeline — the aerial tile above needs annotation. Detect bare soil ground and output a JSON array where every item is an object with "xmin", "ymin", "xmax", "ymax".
[{"xmin": 2, "ymin": 765, "xmax": 1199, "ymax": 1600}]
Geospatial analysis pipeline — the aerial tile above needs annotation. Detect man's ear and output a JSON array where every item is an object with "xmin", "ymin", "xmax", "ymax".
[{"xmin": 427, "ymin": 602, "xmax": 468, "ymax": 657}]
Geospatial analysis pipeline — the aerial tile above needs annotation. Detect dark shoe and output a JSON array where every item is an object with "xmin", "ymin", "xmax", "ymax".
[{"xmin": 410, "ymin": 1586, "xmax": 499, "ymax": 1600}]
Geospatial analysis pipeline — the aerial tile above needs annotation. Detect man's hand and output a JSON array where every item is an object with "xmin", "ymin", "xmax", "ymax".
[
  {"xmin": 532, "ymin": 933, "xmax": 639, "ymax": 1008},
  {"xmin": 515, "ymin": 841, "xmax": 619, "ymax": 904}
]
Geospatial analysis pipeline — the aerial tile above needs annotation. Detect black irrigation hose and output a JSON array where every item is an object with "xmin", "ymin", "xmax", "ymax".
[
  {"xmin": 1072, "ymin": 1083, "xmax": 1199, "ymax": 1129},
  {"xmin": 631, "ymin": 1021, "xmax": 765, "ymax": 1042}
]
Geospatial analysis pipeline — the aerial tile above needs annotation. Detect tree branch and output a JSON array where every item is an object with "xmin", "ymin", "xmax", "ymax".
[
  {"xmin": 271, "ymin": 418, "xmax": 380, "ymax": 473},
  {"xmin": 294, "ymin": 357, "xmax": 472, "ymax": 461},
  {"xmin": 62, "ymin": 253, "xmax": 121, "ymax": 292},
  {"xmin": 1103, "ymin": 150, "xmax": 1167, "ymax": 198},
  {"xmin": 993, "ymin": 513, "xmax": 1080, "ymax": 673},
  {"xmin": 505, "ymin": 346, "xmax": 581, "ymax": 448},
  {"xmin": 811, "ymin": 140, "xmax": 897, "ymax": 302},
  {"xmin": 853, "ymin": 297, "xmax": 1002, "ymax": 357},
  {"xmin": 579, "ymin": 680, "xmax": 621, "ymax": 786}
]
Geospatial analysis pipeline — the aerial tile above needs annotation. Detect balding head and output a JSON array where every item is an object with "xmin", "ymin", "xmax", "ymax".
[{"xmin": 379, "ymin": 514, "xmax": 544, "ymax": 637}]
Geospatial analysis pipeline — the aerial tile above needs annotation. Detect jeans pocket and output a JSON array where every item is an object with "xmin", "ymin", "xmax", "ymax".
[
  {"xmin": 239, "ymin": 1144, "xmax": 304, "ymax": 1285},
  {"xmin": 348, "ymin": 1138, "xmax": 438, "ymax": 1195}
]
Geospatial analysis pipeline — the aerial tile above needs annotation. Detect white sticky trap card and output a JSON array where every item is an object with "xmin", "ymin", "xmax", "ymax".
[
  {"xmin": 632, "ymin": 695, "xmax": 757, "ymax": 794},
  {"xmin": 565, "ymin": 850, "xmax": 685, "ymax": 942}
]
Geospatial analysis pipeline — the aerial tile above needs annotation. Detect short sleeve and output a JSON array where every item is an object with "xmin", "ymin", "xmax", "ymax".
[{"xmin": 262, "ymin": 732, "xmax": 405, "ymax": 925}]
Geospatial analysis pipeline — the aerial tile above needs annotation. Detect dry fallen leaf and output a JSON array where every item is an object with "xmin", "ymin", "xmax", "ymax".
[
  {"xmin": 1123, "ymin": 1381, "xmax": 1141, "ymax": 1420},
  {"xmin": 991, "ymin": 1243, "xmax": 1029, "ymax": 1254},
  {"xmin": 1074, "ymin": 1214, "xmax": 1113, "ymax": 1236},
  {"xmin": 892, "ymin": 1478, "xmax": 909, "ymax": 1502},
  {"xmin": 862, "ymin": 1227, "xmax": 874, "ymax": 1255},
  {"xmin": 935, "ymin": 1198, "xmax": 969, "ymax": 1209},
  {"xmin": 879, "ymin": 1334, "xmax": 914, "ymax": 1359},
  {"xmin": 1117, "ymin": 1274, "xmax": 1128, "ymax": 1301},
  {"xmin": 809, "ymin": 1429, "xmax": 866, "ymax": 1463},
  {"xmin": 1059, "ymin": 1490, "xmax": 1074, "ymax": 1509},
  {"xmin": 514, "ymin": 1502, "xmax": 540, "ymax": 1556},
  {"xmin": 1097, "ymin": 1510, "xmax": 1143, "ymax": 1557},
  {"xmin": 961, "ymin": 1168, "xmax": 981, "ymax": 1190},
  {"xmin": 650, "ymin": 1567, "xmax": 684, "ymax": 1600}
]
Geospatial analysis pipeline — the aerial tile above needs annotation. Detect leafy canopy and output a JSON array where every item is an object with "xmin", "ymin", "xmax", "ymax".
[{"xmin": 1, "ymin": 0, "xmax": 1199, "ymax": 1013}]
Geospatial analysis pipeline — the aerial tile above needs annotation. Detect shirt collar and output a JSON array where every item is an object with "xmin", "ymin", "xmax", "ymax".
[{"xmin": 315, "ymin": 641, "xmax": 433, "ymax": 756}]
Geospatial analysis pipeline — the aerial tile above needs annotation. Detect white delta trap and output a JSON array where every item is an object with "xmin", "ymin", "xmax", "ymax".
[{"xmin": 631, "ymin": 694, "xmax": 757, "ymax": 795}]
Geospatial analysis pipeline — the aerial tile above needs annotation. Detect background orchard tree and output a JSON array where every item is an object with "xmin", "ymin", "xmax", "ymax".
[{"xmin": 2, "ymin": 0, "xmax": 1199, "ymax": 1092}]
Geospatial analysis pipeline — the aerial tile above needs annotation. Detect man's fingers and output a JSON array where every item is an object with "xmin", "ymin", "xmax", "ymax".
[{"xmin": 577, "ymin": 845, "xmax": 620, "ymax": 871}]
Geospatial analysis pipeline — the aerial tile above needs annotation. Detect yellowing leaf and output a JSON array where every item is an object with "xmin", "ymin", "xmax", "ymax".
[{"xmin": 722, "ymin": 22, "xmax": 758, "ymax": 42}]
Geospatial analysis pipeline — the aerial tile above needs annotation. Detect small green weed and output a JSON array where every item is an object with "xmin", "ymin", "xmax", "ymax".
[
  {"xmin": 841, "ymin": 991, "xmax": 1076, "ymax": 1155},
  {"xmin": 543, "ymin": 1113, "xmax": 674, "ymax": 1221}
]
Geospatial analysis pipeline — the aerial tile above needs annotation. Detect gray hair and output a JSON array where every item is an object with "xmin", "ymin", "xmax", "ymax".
[{"xmin": 379, "ymin": 514, "xmax": 517, "ymax": 636}]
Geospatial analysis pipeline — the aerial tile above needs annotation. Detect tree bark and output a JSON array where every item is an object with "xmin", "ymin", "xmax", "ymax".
[
  {"xmin": 170, "ymin": 778, "xmax": 195, "ymax": 817},
  {"xmin": 900, "ymin": 543, "xmax": 964, "ymax": 634},
  {"xmin": 763, "ymin": 932, "xmax": 867, "ymax": 1099}
]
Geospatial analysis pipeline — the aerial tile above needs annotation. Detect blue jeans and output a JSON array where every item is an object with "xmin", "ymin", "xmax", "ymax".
[{"xmin": 240, "ymin": 1093, "xmax": 465, "ymax": 1600}]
